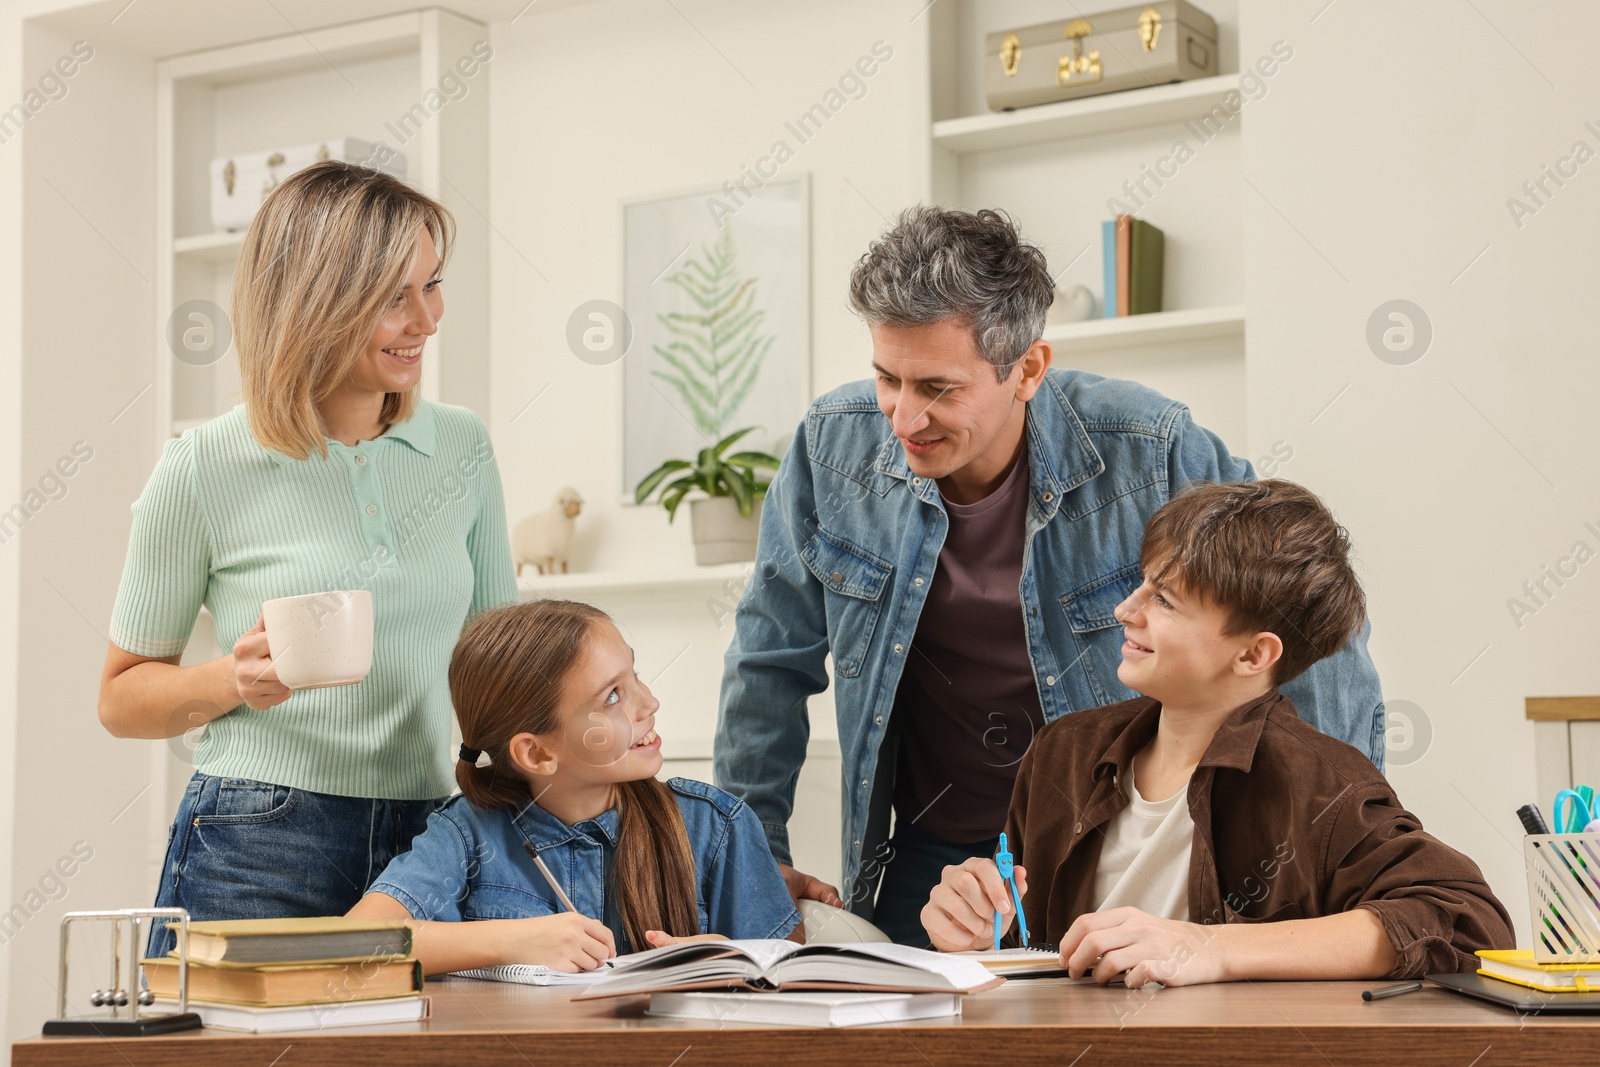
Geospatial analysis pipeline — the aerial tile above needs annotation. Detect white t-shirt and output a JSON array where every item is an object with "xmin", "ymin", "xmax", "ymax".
[{"xmin": 1090, "ymin": 764, "xmax": 1195, "ymax": 920}]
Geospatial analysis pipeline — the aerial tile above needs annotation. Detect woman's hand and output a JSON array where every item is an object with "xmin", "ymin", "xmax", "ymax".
[
  {"xmin": 922, "ymin": 857, "xmax": 1028, "ymax": 952},
  {"xmin": 503, "ymin": 913, "xmax": 617, "ymax": 972},
  {"xmin": 1058, "ymin": 907, "xmax": 1226, "ymax": 989},
  {"xmin": 231, "ymin": 615, "xmax": 292, "ymax": 710},
  {"xmin": 642, "ymin": 931, "xmax": 728, "ymax": 949}
]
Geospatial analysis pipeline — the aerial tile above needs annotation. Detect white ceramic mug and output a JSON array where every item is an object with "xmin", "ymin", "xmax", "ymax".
[{"xmin": 261, "ymin": 590, "xmax": 374, "ymax": 690}]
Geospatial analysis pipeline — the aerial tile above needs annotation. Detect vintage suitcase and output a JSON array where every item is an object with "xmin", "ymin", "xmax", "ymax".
[
  {"xmin": 985, "ymin": 2, "xmax": 1218, "ymax": 112},
  {"xmin": 210, "ymin": 137, "xmax": 406, "ymax": 231}
]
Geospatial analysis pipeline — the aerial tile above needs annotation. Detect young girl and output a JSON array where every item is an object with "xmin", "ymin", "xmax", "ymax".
[{"xmin": 349, "ymin": 599, "xmax": 801, "ymax": 975}]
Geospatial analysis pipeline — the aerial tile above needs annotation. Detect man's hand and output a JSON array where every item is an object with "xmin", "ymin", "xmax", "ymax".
[
  {"xmin": 1058, "ymin": 907, "xmax": 1226, "ymax": 988},
  {"xmin": 777, "ymin": 863, "xmax": 843, "ymax": 907},
  {"xmin": 922, "ymin": 857, "xmax": 1028, "ymax": 952}
]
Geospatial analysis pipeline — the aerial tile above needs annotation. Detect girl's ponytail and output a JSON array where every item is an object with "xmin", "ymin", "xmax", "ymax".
[{"xmin": 613, "ymin": 778, "xmax": 700, "ymax": 947}]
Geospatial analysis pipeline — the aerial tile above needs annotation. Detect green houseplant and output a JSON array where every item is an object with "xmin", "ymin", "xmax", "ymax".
[{"xmin": 634, "ymin": 428, "xmax": 781, "ymax": 564}]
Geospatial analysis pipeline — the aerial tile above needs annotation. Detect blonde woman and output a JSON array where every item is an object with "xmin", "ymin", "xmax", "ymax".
[{"xmin": 98, "ymin": 161, "xmax": 517, "ymax": 954}]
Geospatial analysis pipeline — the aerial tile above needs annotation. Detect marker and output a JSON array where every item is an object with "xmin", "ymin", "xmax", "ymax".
[
  {"xmin": 1362, "ymin": 981, "xmax": 1423, "ymax": 1001},
  {"xmin": 1518, "ymin": 804, "xmax": 1551, "ymax": 835}
]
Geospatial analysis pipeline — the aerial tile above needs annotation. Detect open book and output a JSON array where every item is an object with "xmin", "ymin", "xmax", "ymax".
[{"xmin": 575, "ymin": 940, "xmax": 1004, "ymax": 999}]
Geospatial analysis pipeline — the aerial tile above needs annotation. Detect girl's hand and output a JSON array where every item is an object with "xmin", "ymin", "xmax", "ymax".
[
  {"xmin": 231, "ymin": 615, "xmax": 292, "ymax": 710},
  {"xmin": 506, "ymin": 913, "xmax": 617, "ymax": 972},
  {"xmin": 1058, "ymin": 907, "xmax": 1226, "ymax": 989},
  {"xmin": 642, "ymin": 931, "xmax": 728, "ymax": 949}
]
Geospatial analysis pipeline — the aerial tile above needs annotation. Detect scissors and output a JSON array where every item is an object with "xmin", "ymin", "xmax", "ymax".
[
  {"xmin": 1553, "ymin": 786, "xmax": 1599, "ymax": 833},
  {"xmin": 993, "ymin": 832, "xmax": 1029, "ymax": 950}
]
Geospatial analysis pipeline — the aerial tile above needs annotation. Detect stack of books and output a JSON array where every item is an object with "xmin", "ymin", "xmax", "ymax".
[
  {"xmin": 145, "ymin": 917, "xmax": 428, "ymax": 1033},
  {"xmin": 1101, "ymin": 215, "xmax": 1165, "ymax": 317}
]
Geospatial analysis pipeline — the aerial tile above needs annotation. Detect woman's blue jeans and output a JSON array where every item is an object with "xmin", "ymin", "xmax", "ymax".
[{"xmin": 147, "ymin": 772, "xmax": 440, "ymax": 958}]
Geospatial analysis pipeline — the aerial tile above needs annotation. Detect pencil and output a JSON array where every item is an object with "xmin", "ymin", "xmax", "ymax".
[{"xmin": 523, "ymin": 841, "xmax": 580, "ymax": 914}]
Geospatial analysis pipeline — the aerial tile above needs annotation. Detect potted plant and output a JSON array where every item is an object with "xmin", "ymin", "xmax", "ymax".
[{"xmin": 634, "ymin": 428, "xmax": 781, "ymax": 564}]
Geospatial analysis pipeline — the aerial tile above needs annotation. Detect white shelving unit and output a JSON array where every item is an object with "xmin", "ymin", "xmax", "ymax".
[
  {"xmin": 518, "ymin": 562, "xmax": 752, "ymax": 600},
  {"xmin": 933, "ymin": 73, "xmax": 1241, "ymax": 154},
  {"xmin": 1044, "ymin": 304, "xmax": 1245, "ymax": 354},
  {"xmin": 921, "ymin": 2, "xmax": 1247, "ymax": 446},
  {"xmin": 154, "ymin": 9, "xmax": 491, "ymax": 450}
]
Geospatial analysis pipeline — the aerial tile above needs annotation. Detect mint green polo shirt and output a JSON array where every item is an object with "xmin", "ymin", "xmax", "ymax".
[{"xmin": 109, "ymin": 399, "xmax": 518, "ymax": 799}]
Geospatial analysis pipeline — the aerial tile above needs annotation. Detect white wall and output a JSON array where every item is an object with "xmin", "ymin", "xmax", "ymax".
[
  {"xmin": 1241, "ymin": 0, "xmax": 1600, "ymax": 941},
  {"xmin": 487, "ymin": 0, "xmax": 931, "ymax": 881},
  {"xmin": 4, "ymin": 21, "xmax": 157, "ymax": 1053},
  {"xmin": 0, "ymin": 0, "xmax": 24, "ymax": 1052}
]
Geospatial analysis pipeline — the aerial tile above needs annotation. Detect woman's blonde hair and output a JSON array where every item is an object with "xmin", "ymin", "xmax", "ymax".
[{"xmin": 232, "ymin": 161, "xmax": 454, "ymax": 460}]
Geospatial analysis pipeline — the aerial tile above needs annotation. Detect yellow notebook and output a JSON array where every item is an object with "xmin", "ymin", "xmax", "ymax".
[{"xmin": 1477, "ymin": 949, "xmax": 1600, "ymax": 992}]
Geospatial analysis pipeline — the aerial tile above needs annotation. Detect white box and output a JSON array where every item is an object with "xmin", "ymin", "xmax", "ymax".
[{"xmin": 210, "ymin": 137, "xmax": 406, "ymax": 232}]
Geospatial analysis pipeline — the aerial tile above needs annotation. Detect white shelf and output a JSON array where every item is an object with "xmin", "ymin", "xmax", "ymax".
[
  {"xmin": 518, "ymin": 562, "xmax": 751, "ymax": 599},
  {"xmin": 174, "ymin": 231, "xmax": 245, "ymax": 264},
  {"xmin": 933, "ymin": 74, "xmax": 1241, "ymax": 154},
  {"xmin": 1043, "ymin": 305, "xmax": 1244, "ymax": 354}
]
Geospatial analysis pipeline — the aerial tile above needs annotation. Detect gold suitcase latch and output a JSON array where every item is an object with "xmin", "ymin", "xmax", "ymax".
[
  {"xmin": 1139, "ymin": 6, "xmax": 1163, "ymax": 52},
  {"xmin": 1000, "ymin": 32, "xmax": 1021, "ymax": 77},
  {"xmin": 1058, "ymin": 19, "xmax": 1103, "ymax": 87}
]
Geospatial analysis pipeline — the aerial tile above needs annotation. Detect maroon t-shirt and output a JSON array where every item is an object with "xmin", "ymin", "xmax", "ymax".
[{"xmin": 892, "ymin": 450, "xmax": 1046, "ymax": 843}]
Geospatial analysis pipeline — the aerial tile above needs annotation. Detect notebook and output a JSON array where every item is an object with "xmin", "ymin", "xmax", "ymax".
[
  {"xmin": 1476, "ymin": 949, "xmax": 1600, "ymax": 992},
  {"xmin": 955, "ymin": 947, "xmax": 1066, "ymax": 977},
  {"xmin": 447, "ymin": 961, "xmax": 614, "ymax": 987},
  {"xmin": 575, "ymin": 939, "xmax": 1003, "ymax": 999},
  {"xmin": 152, "ymin": 995, "xmax": 428, "ymax": 1032},
  {"xmin": 647, "ymin": 990, "xmax": 960, "ymax": 1028}
]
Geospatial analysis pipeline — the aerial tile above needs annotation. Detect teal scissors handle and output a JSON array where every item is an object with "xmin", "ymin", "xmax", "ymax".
[{"xmin": 1554, "ymin": 789, "xmax": 1594, "ymax": 833}]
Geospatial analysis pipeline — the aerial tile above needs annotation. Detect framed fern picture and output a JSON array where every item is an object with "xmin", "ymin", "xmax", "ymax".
[{"xmin": 621, "ymin": 176, "xmax": 811, "ymax": 499}]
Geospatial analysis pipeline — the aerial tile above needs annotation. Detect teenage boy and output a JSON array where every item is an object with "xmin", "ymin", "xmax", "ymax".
[{"xmin": 922, "ymin": 480, "xmax": 1512, "ymax": 985}]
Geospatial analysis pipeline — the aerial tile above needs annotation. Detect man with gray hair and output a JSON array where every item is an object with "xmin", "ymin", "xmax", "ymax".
[{"xmin": 713, "ymin": 206, "xmax": 1384, "ymax": 946}]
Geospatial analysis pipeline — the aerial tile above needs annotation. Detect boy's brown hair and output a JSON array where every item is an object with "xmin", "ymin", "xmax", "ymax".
[{"xmin": 1140, "ymin": 480, "xmax": 1366, "ymax": 684}]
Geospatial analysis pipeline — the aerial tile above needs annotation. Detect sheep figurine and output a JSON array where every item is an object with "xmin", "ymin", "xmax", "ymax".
[{"xmin": 514, "ymin": 487, "xmax": 584, "ymax": 576}]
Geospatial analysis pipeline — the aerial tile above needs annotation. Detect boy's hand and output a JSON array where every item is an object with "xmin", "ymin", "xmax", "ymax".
[
  {"xmin": 504, "ymin": 913, "xmax": 616, "ymax": 972},
  {"xmin": 1059, "ymin": 907, "xmax": 1226, "ymax": 988},
  {"xmin": 922, "ymin": 857, "xmax": 1028, "ymax": 952},
  {"xmin": 642, "ymin": 931, "xmax": 729, "ymax": 949}
]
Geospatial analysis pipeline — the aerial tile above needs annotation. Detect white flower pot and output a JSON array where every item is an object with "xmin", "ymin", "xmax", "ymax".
[{"xmin": 689, "ymin": 497, "xmax": 762, "ymax": 565}]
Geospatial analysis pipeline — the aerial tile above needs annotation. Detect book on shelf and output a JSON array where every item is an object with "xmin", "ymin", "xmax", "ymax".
[
  {"xmin": 152, "ymin": 995, "xmax": 428, "ymax": 1033},
  {"xmin": 574, "ymin": 939, "xmax": 1003, "ymax": 1000},
  {"xmin": 142, "ymin": 956, "xmax": 422, "ymax": 1006},
  {"xmin": 646, "ymin": 990, "xmax": 961, "ymax": 1028},
  {"xmin": 1102, "ymin": 215, "xmax": 1166, "ymax": 317},
  {"xmin": 1478, "ymin": 949, "xmax": 1600, "ymax": 992},
  {"xmin": 1129, "ymin": 217, "xmax": 1165, "ymax": 314},
  {"xmin": 169, "ymin": 917, "xmax": 412, "ymax": 965}
]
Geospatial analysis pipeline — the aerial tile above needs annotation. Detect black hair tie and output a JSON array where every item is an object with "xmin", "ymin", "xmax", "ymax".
[{"xmin": 458, "ymin": 743, "xmax": 483, "ymax": 764}]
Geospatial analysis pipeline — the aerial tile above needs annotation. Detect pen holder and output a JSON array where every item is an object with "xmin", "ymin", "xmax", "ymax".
[{"xmin": 1525, "ymin": 833, "xmax": 1600, "ymax": 964}]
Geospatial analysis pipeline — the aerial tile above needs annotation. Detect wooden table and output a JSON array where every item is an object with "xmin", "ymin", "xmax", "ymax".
[{"xmin": 14, "ymin": 976, "xmax": 1600, "ymax": 1066}]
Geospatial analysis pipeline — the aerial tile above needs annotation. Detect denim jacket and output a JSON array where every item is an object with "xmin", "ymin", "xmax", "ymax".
[
  {"xmin": 713, "ymin": 369, "xmax": 1385, "ymax": 918},
  {"xmin": 368, "ymin": 778, "xmax": 801, "ymax": 952}
]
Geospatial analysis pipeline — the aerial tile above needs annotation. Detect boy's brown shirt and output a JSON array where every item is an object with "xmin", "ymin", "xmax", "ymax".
[{"xmin": 1007, "ymin": 689, "xmax": 1514, "ymax": 978}]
